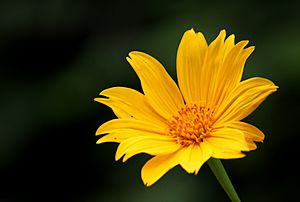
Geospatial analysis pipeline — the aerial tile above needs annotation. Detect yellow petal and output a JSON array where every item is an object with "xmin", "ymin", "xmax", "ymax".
[
  {"xmin": 115, "ymin": 135, "xmax": 170, "ymax": 161},
  {"xmin": 222, "ymin": 34, "xmax": 235, "ymax": 61},
  {"xmin": 178, "ymin": 142, "xmax": 212, "ymax": 174},
  {"xmin": 115, "ymin": 136, "xmax": 177, "ymax": 161},
  {"xmin": 120, "ymin": 138, "xmax": 180, "ymax": 162},
  {"xmin": 176, "ymin": 29, "xmax": 208, "ymax": 103},
  {"xmin": 222, "ymin": 42, "xmax": 253, "ymax": 88},
  {"xmin": 210, "ymin": 149, "xmax": 246, "ymax": 159},
  {"xmin": 96, "ymin": 133, "xmax": 131, "ymax": 144},
  {"xmin": 221, "ymin": 121, "xmax": 265, "ymax": 151},
  {"xmin": 203, "ymin": 30, "xmax": 227, "ymax": 104},
  {"xmin": 141, "ymin": 152, "xmax": 181, "ymax": 186},
  {"xmin": 246, "ymin": 142, "xmax": 257, "ymax": 150},
  {"xmin": 213, "ymin": 42, "xmax": 254, "ymax": 107},
  {"xmin": 127, "ymin": 52, "xmax": 184, "ymax": 119},
  {"xmin": 215, "ymin": 77, "xmax": 278, "ymax": 125},
  {"xmin": 222, "ymin": 121, "xmax": 265, "ymax": 142},
  {"xmin": 96, "ymin": 119, "xmax": 165, "ymax": 136},
  {"xmin": 207, "ymin": 128, "xmax": 250, "ymax": 155},
  {"xmin": 95, "ymin": 87, "xmax": 166, "ymax": 126}
]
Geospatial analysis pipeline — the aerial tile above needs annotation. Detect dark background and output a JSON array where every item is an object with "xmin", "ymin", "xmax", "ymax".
[{"xmin": 0, "ymin": 0, "xmax": 299, "ymax": 201}]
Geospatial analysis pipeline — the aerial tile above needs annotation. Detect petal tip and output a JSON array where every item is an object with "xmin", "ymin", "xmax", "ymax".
[
  {"xmin": 96, "ymin": 123, "xmax": 108, "ymax": 136},
  {"xmin": 96, "ymin": 138, "xmax": 104, "ymax": 144},
  {"xmin": 141, "ymin": 173, "xmax": 154, "ymax": 187},
  {"xmin": 128, "ymin": 51, "xmax": 145, "ymax": 58},
  {"xmin": 127, "ymin": 51, "xmax": 139, "ymax": 61},
  {"xmin": 220, "ymin": 29, "xmax": 227, "ymax": 37},
  {"xmin": 115, "ymin": 151, "xmax": 123, "ymax": 161},
  {"xmin": 143, "ymin": 181, "xmax": 151, "ymax": 187},
  {"xmin": 189, "ymin": 28, "xmax": 196, "ymax": 33},
  {"xmin": 126, "ymin": 55, "xmax": 132, "ymax": 62},
  {"xmin": 184, "ymin": 28, "xmax": 197, "ymax": 37}
]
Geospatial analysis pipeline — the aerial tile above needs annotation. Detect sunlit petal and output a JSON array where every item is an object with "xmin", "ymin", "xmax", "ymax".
[
  {"xmin": 95, "ymin": 87, "xmax": 166, "ymax": 126},
  {"xmin": 215, "ymin": 77, "xmax": 278, "ymax": 125},
  {"xmin": 177, "ymin": 29, "xmax": 208, "ymax": 103},
  {"xmin": 127, "ymin": 52, "xmax": 185, "ymax": 119},
  {"xmin": 179, "ymin": 142, "xmax": 212, "ymax": 174},
  {"xmin": 141, "ymin": 152, "xmax": 181, "ymax": 186}
]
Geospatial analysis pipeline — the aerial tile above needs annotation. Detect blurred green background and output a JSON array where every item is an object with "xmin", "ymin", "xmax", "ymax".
[{"xmin": 0, "ymin": 0, "xmax": 299, "ymax": 201}]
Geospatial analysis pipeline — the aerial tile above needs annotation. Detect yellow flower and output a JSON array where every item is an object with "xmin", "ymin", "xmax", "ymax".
[{"xmin": 95, "ymin": 29, "xmax": 277, "ymax": 186}]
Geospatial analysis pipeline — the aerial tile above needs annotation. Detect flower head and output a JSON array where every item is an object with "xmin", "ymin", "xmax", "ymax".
[{"xmin": 95, "ymin": 29, "xmax": 277, "ymax": 186}]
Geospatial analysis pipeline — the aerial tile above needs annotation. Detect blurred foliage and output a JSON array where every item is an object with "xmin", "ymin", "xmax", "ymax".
[{"xmin": 0, "ymin": 0, "xmax": 299, "ymax": 201}]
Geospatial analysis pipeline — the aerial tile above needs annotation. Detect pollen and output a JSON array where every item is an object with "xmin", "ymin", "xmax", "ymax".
[{"xmin": 167, "ymin": 104, "xmax": 215, "ymax": 146}]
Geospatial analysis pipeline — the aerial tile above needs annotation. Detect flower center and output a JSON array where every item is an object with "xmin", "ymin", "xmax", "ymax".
[{"xmin": 167, "ymin": 104, "xmax": 215, "ymax": 146}]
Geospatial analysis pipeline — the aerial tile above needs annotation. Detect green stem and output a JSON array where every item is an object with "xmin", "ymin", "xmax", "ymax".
[{"xmin": 207, "ymin": 158, "xmax": 241, "ymax": 202}]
